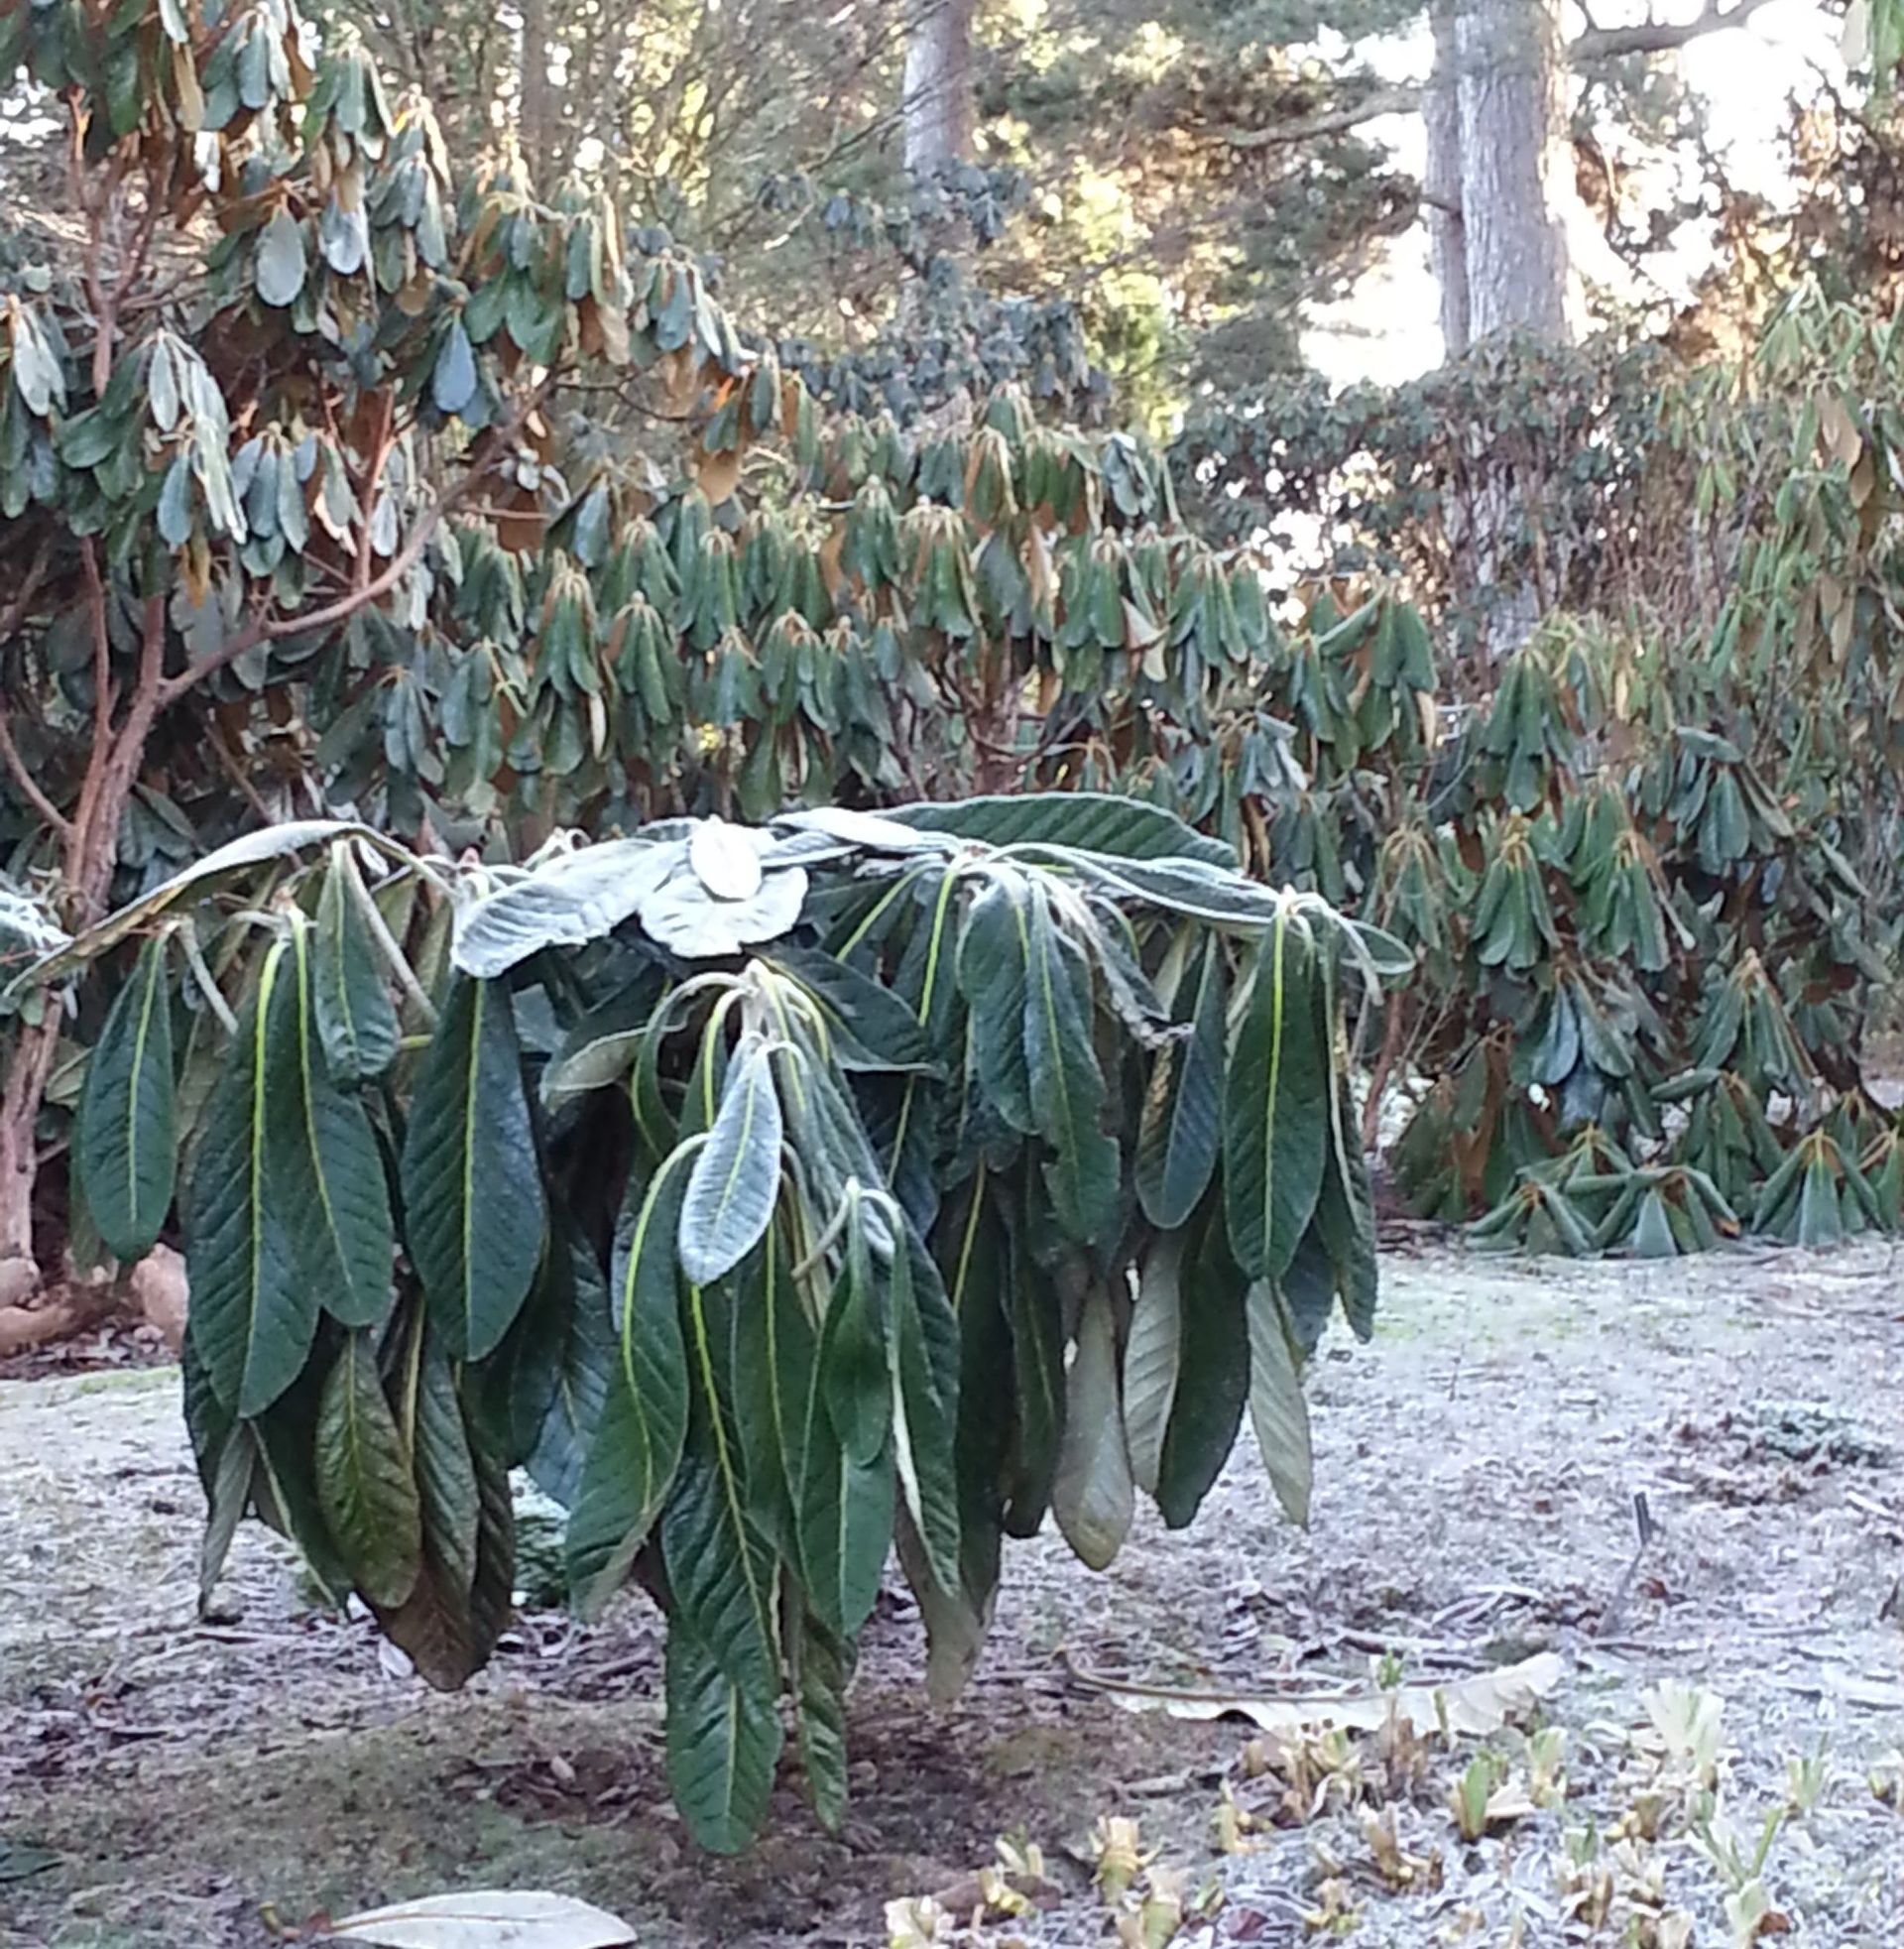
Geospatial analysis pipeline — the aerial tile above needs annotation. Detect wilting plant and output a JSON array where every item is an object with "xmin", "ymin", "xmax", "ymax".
[{"xmin": 19, "ymin": 793, "xmax": 1402, "ymax": 1851}]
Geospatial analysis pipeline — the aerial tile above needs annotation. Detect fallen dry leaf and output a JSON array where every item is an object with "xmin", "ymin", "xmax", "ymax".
[
  {"xmin": 321, "ymin": 1889, "xmax": 635, "ymax": 1948},
  {"xmin": 1073, "ymin": 1651, "xmax": 1565, "ymax": 1739}
]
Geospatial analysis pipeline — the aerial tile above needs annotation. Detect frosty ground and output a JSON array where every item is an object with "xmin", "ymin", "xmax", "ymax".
[{"xmin": 2, "ymin": 1241, "xmax": 1900, "ymax": 1948}]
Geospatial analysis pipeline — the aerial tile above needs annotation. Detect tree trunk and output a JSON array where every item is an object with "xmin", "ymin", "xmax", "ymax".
[
  {"xmin": 1454, "ymin": 0, "xmax": 1574, "ymax": 342},
  {"xmin": 1424, "ymin": 0, "xmax": 1469, "ymax": 360},
  {"xmin": 903, "ymin": 0, "xmax": 975, "ymax": 178},
  {"xmin": 0, "ymin": 1012, "xmax": 60, "ymax": 1304},
  {"xmin": 519, "ymin": 0, "xmax": 556, "ymax": 184},
  {"xmin": 0, "ymin": 588, "xmax": 167, "ymax": 1301}
]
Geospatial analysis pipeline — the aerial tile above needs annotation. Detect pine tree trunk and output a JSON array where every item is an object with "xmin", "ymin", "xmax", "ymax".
[
  {"xmin": 903, "ymin": 0, "xmax": 975, "ymax": 177},
  {"xmin": 1454, "ymin": 0, "xmax": 1573, "ymax": 342},
  {"xmin": 1424, "ymin": 0, "xmax": 1469, "ymax": 360}
]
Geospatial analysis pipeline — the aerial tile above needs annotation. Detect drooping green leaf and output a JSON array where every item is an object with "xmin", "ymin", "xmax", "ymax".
[
  {"xmin": 15, "ymin": 819, "xmax": 406, "ymax": 993},
  {"xmin": 465, "ymin": 1394, "xmax": 517, "ymax": 1664},
  {"xmin": 198, "ymin": 1419, "xmax": 256, "ymax": 1609},
  {"xmin": 663, "ymin": 1624, "xmax": 782, "ymax": 1856},
  {"xmin": 663, "ymin": 1271, "xmax": 779, "ymax": 1690},
  {"xmin": 1315, "ymin": 1078, "xmax": 1377, "ymax": 1341},
  {"xmin": 818, "ymin": 1214, "xmax": 891, "ymax": 1469},
  {"xmin": 378, "ymin": 1333, "xmax": 485, "ymax": 1689},
  {"xmin": 1135, "ymin": 938, "xmax": 1224, "ymax": 1230},
  {"xmin": 314, "ymin": 1329, "xmax": 422, "ymax": 1608},
  {"xmin": 797, "ymin": 1403, "xmax": 893, "ymax": 1641},
  {"xmin": 1050, "ymin": 1283, "xmax": 1133, "ymax": 1570},
  {"xmin": 730, "ymin": 1223, "xmax": 808, "ymax": 1551},
  {"xmin": 188, "ymin": 942, "xmax": 317, "ymax": 1416},
  {"xmin": 765, "ymin": 946, "xmax": 937, "ymax": 1073},
  {"xmin": 884, "ymin": 1236, "xmax": 960, "ymax": 1595},
  {"xmin": 268, "ymin": 918, "xmax": 394, "ymax": 1328},
  {"xmin": 939, "ymin": 1175, "xmax": 1011, "ymax": 1624},
  {"xmin": 515, "ymin": 1219, "xmax": 613, "ymax": 1506},
  {"xmin": 1154, "ymin": 1203, "xmax": 1249, "ymax": 1527},
  {"xmin": 74, "ymin": 932, "xmax": 177, "ymax": 1263},
  {"xmin": 566, "ymin": 1144, "xmax": 695, "ymax": 1614},
  {"xmin": 1312, "ymin": 929, "xmax": 1376, "ymax": 1339},
  {"xmin": 1224, "ymin": 909, "xmax": 1328, "ymax": 1281},
  {"xmin": 1123, "ymin": 1231, "xmax": 1183, "ymax": 1497},
  {"xmin": 957, "ymin": 875, "xmax": 1034, "ymax": 1134},
  {"xmin": 241, "ymin": 1354, "xmax": 352, "ymax": 1603},
  {"xmin": 1023, "ymin": 885, "xmax": 1120, "ymax": 1245},
  {"xmin": 793, "ymin": 1611, "xmax": 852, "ymax": 1833},
  {"xmin": 402, "ymin": 974, "xmax": 545, "ymax": 1360},
  {"xmin": 890, "ymin": 792, "xmax": 1236, "ymax": 866},
  {"xmin": 313, "ymin": 844, "xmax": 400, "ymax": 1085},
  {"xmin": 999, "ymin": 1217, "xmax": 1065, "ymax": 1537},
  {"xmin": 1246, "ymin": 1281, "xmax": 1312, "ymax": 1526},
  {"xmin": 679, "ymin": 1034, "xmax": 783, "ymax": 1285}
]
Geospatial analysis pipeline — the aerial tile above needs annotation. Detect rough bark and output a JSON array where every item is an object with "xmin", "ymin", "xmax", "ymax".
[
  {"xmin": 902, "ymin": 0, "xmax": 975, "ymax": 178},
  {"xmin": 0, "ymin": 1014, "xmax": 60, "ymax": 1294},
  {"xmin": 1424, "ymin": 0, "xmax": 1469, "ymax": 360},
  {"xmin": 1454, "ymin": 0, "xmax": 1575, "ymax": 343},
  {"xmin": 519, "ymin": 0, "xmax": 556, "ymax": 183}
]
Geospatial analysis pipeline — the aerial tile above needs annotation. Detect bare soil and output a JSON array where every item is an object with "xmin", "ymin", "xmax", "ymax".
[{"xmin": 2, "ymin": 1241, "xmax": 1901, "ymax": 1948}]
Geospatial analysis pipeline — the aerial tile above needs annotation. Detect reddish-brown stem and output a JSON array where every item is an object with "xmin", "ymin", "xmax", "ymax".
[
  {"xmin": 1361, "ymin": 995, "xmax": 1410, "ymax": 1156},
  {"xmin": 0, "ymin": 545, "xmax": 64, "ymax": 838}
]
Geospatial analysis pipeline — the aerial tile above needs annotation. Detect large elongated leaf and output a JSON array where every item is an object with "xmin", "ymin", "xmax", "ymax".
[
  {"xmin": 1000, "ymin": 1218, "xmax": 1065, "ymax": 1537},
  {"xmin": 465, "ymin": 1400, "xmax": 518, "ymax": 1665},
  {"xmin": 402, "ymin": 975, "xmax": 545, "ymax": 1360},
  {"xmin": 378, "ymin": 1337, "xmax": 485, "ymax": 1689},
  {"xmin": 314, "ymin": 843, "xmax": 400, "ymax": 1085},
  {"xmin": 956, "ymin": 876, "xmax": 1034, "ymax": 1133},
  {"xmin": 731, "ymin": 1225, "xmax": 810, "ymax": 1552},
  {"xmin": 16, "ymin": 818, "xmax": 406, "ymax": 990},
  {"xmin": 75, "ymin": 932, "xmax": 176, "ymax": 1262},
  {"xmin": 663, "ymin": 1278, "xmax": 778, "ymax": 1689},
  {"xmin": 818, "ymin": 1215, "xmax": 891, "ymax": 1468},
  {"xmin": 664, "ymin": 1624, "xmax": 782, "ymax": 1856},
  {"xmin": 188, "ymin": 943, "xmax": 315, "ymax": 1415},
  {"xmin": 566, "ymin": 1146, "xmax": 695, "ymax": 1613},
  {"xmin": 1023, "ymin": 887, "xmax": 1120, "ymax": 1245},
  {"xmin": 679, "ymin": 1034, "xmax": 783, "ymax": 1284},
  {"xmin": 939, "ymin": 1176, "xmax": 1011, "ymax": 1626},
  {"xmin": 1313, "ymin": 944, "xmax": 1377, "ymax": 1340},
  {"xmin": 1123, "ymin": 1232, "xmax": 1183, "ymax": 1497},
  {"xmin": 792, "ymin": 1612, "xmax": 851, "ymax": 1833},
  {"xmin": 1154, "ymin": 1205, "xmax": 1250, "ymax": 1527},
  {"xmin": 883, "ymin": 872, "xmax": 965, "ymax": 1230},
  {"xmin": 1224, "ymin": 910, "xmax": 1328, "ymax": 1281},
  {"xmin": 890, "ymin": 792, "xmax": 1236, "ymax": 866},
  {"xmin": 269, "ymin": 920, "xmax": 394, "ymax": 1328},
  {"xmin": 541, "ymin": 970, "xmax": 668, "ymax": 1108},
  {"xmin": 1070, "ymin": 853, "xmax": 1284, "ymax": 928},
  {"xmin": 797, "ymin": 1408, "xmax": 893, "ymax": 1641},
  {"xmin": 764, "ymin": 947, "xmax": 937, "ymax": 1072},
  {"xmin": 515, "ymin": 1221, "xmax": 613, "ymax": 1505},
  {"xmin": 1050, "ymin": 1284, "xmax": 1133, "ymax": 1570},
  {"xmin": 451, "ymin": 838, "xmax": 678, "ymax": 978},
  {"xmin": 884, "ymin": 1238, "xmax": 960, "ymax": 1594},
  {"xmin": 1246, "ymin": 1282, "xmax": 1313, "ymax": 1525},
  {"xmin": 314, "ymin": 1329, "xmax": 421, "ymax": 1608},
  {"xmin": 1136, "ymin": 938, "xmax": 1225, "ymax": 1230}
]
